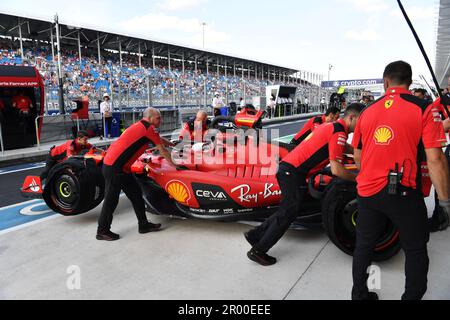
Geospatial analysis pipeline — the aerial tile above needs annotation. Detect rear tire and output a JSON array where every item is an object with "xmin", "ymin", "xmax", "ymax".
[
  {"xmin": 322, "ymin": 180, "xmax": 401, "ymax": 262},
  {"xmin": 43, "ymin": 158, "xmax": 105, "ymax": 216}
]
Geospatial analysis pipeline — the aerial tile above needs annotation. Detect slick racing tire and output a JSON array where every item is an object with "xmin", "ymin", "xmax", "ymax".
[
  {"xmin": 43, "ymin": 158, "xmax": 105, "ymax": 216},
  {"xmin": 321, "ymin": 180, "xmax": 401, "ymax": 262}
]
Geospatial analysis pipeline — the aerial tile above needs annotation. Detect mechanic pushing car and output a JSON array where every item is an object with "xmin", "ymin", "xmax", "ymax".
[
  {"xmin": 351, "ymin": 61, "xmax": 450, "ymax": 301},
  {"xmin": 429, "ymin": 76, "xmax": 450, "ymax": 232},
  {"xmin": 96, "ymin": 108, "xmax": 178, "ymax": 241},
  {"xmin": 40, "ymin": 130, "xmax": 92, "ymax": 182},
  {"xmin": 244, "ymin": 103, "xmax": 365, "ymax": 266},
  {"xmin": 179, "ymin": 110, "xmax": 210, "ymax": 143},
  {"xmin": 290, "ymin": 107, "xmax": 341, "ymax": 146}
]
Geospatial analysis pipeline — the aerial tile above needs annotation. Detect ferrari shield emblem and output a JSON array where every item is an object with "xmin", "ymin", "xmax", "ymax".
[{"xmin": 385, "ymin": 100, "xmax": 394, "ymax": 109}]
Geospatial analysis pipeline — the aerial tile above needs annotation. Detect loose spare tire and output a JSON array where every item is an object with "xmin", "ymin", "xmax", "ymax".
[
  {"xmin": 321, "ymin": 179, "xmax": 401, "ymax": 262},
  {"xmin": 43, "ymin": 157, "xmax": 105, "ymax": 216}
]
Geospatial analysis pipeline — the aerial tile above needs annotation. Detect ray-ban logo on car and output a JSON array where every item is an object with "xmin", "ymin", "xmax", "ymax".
[{"xmin": 231, "ymin": 184, "xmax": 281, "ymax": 203}]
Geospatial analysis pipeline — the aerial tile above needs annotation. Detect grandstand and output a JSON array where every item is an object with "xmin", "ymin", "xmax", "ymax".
[{"xmin": 0, "ymin": 11, "xmax": 325, "ymax": 114}]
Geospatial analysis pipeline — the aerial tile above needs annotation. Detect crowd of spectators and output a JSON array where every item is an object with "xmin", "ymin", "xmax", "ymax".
[{"xmin": 1, "ymin": 39, "xmax": 321, "ymax": 109}]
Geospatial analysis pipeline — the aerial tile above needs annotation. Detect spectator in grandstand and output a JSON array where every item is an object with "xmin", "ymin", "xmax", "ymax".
[
  {"xmin": 11, "ymin": 90, "xmax": 33, "ymax": 116},
  {"xmin": 100, "ymin": 93, "xmax": 113, "ymax": 139},
  {"xmin": 179, "ymin": 110, "xmax": 210, "ymax": 143}
]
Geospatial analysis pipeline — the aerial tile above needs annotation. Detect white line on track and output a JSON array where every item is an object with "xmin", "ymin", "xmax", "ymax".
[
  {"xmin": 0, "ymin": 199, "xmax": 42, "ymax": 211},
  {"xmin": 0, "ymin": 165, "xmax": 45, "ymax": 176}
]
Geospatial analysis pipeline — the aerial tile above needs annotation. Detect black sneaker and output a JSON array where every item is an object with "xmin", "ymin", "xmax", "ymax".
[
  {"xmin": 139, "ymin": 222, "xmax": 162, "ymax": 234},
  {"xmin": 247, "ymin": 249, "xmax": 277, "ymax": 266},
  {"xmin": 429, "ymin": 210, "xmax": 449, "ymax": 233},
  {"xmin": 96, "ymin": 231, "xmax": 120, "ymax": 241},
  {"xmin": 244, "ymin": 231, "xmax": 258, "ymax": 247}
]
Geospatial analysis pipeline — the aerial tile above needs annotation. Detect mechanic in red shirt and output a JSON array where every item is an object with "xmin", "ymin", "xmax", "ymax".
[
  {"xmin": 244, "ymin": 104, "xmax": 364, "ymax": 266},
  {"xmin": 290, "ymin": 107, "xmax": 340, "ymax": 146},
  {"xmin": 11, "ymin": 91, "xmax": 33, "ymax": 115},
  {"xmin": 40, "ymin": 130, "xmax": 92, "ymax": 181},
  {"xmin": 351, "ymin": 61, "xmax": 450, "ymax": 301},
  {"xmin": 97, "ymin": 108, "xmax": 178, "ymax": 241},
  {"xmin": 179, "ymin": 110, "xmax": 210, "ymax": 143},
  {"xmin": 428, "ymin": 78, "xmax": 450, "ymax": 232}
]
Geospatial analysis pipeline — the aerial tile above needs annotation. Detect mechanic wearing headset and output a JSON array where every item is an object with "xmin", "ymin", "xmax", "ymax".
[
  {"xmin": 179, "ymin": 110, "xmax": 210, "ymax": 143},
  {"xmin": 290, "ymin": 107, "xmax": 341, "ymax": 146},
  {"xmin": 244, "ymin": 103, "xmax": 364, "ymax": 267},
  {"xmin": 40, "ymin": 130, "xmax": 92, "ymax": 181},
  {"xmin": 96, "ymin": 108, "xmax": 178, "ymax": 241},
  {"xmin": 351, "ymin": 61, "xmax": 450, "ymax": 301}
]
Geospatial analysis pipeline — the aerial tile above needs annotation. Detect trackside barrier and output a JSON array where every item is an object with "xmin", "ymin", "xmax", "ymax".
[
  {"xmin": 35, "ymin": 114, "xmax": 78, "ymax": 150},
  {"xmin": 35, "ymin": 110, "xmax": 181, "ymax": 148}
]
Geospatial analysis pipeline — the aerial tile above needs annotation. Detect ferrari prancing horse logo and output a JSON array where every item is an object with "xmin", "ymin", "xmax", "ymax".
[{"xmin": 385, "ymin": 100, "xmax": 394, "ymax": 109}]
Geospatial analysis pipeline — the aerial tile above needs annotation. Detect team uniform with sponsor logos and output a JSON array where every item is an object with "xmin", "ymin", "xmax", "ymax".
[
  {"xmin": 247, "ymin": 119, "xmax": 348, "ymax": 254},
  {"xmin": 179, "ymin": 119, "xmax": 209, "ymax": 143},
  {"xmin": 429, "ymin": 95, "xmax": 450, "ymax": 228},
  {"xmin": 98, "ymin": 119, "xmax": 162, "ymax": 233},
  {"xmin": 351, "ymin": 87, "xmax": 447, "ymax": 300},
  {"xmin": 40, "ymin": 139, "xmax": 93, "ymax": 180},
  {"xmin": 291, "ymin": 115, "xmax": 327, "ymax": 146}
]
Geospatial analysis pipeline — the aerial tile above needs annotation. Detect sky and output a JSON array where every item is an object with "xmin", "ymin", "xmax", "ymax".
[{"xmin": 0, "ymin": 0, "xmax": 439, "ymax": 81}]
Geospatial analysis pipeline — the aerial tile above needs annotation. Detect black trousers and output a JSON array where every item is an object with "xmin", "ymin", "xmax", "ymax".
[
  {"xmin": 248, "ymin": 163, "xmax": 307, "ymax": 253},
  {"xmin": 352, "ymin": 187, "xmax": 430, "ymax": 300},
  {"xmin": 103, "ymin": 117, "xmax": 112, "ymax": 137},
  {"xmin": 97, "ymin": 165, "xmax": 148, "ymax": 233}
]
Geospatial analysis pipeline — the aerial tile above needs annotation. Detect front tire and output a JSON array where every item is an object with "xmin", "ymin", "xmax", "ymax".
[
  {"xmin": 43, "ymin": 158, "xmax": 105, "ymax": 216},
  {"xmin": 322, "ymin": 180, "xmax": 401, "ymax": 262}
]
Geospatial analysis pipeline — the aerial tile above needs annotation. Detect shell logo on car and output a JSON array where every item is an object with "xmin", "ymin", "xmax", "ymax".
[
  {"xmin": 166, "ymin": 181, "xmax": 191, "ymax": 205},
  {"xmin": 374, "ymin": 126, "xmax": 394, "ymax": 145}
]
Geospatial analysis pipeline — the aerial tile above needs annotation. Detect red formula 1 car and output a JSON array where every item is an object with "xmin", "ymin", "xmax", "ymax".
[{"xmin": 22, "ymin": 108, "xmax": 401, "ymax": 261}]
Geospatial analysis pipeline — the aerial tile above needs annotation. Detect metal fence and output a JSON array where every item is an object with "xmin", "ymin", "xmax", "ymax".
[
  {"xmin": 42, "ymin": 71, "xmax": 327, "ymax": 116},
  {"xmin": 34, "ymin": 110, "xmax": 181, "ymax": 148}
]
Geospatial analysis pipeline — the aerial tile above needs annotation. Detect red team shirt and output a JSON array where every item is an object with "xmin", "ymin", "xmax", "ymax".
[
  {"xmin": 283, "ymin": 119, "xmax": 348, "ymax": 177},
  {"xmin": 352, "ymin": 87, "xmax": 447, "ymax": 197},
  {"xmin": 104, "ymin": 119, "xmax": 161, "ymax": 173},
  {"xmin": 179, "ymin": 121, "xmax": 208, "ymax": 142},
  {"xmin": 50, "ymin": 140, "xmax": 93, "ymax": 162},
  {"xmin": 292, "ymin": 115, "xmax": 327, "ymax": 144},
  {"xmin": 12, "ymin": 95, "xmax": 32, "ymax": 113}
]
